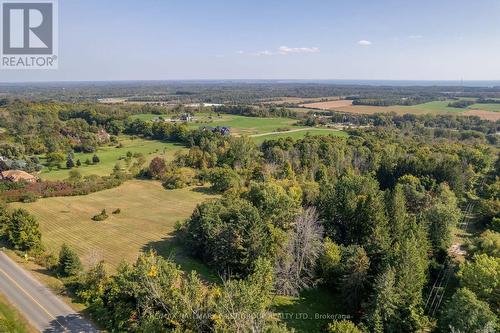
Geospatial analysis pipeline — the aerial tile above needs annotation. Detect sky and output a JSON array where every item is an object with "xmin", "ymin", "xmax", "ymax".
[{"xmin": 1, "ymin": 0, "xmax": 500, "ymax": 82}]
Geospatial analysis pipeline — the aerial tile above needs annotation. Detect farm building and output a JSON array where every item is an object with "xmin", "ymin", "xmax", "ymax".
[
  {"xmin": 0, "ymin": 170, "xmax": 38, "ymax": 183},
  {"xmin": 180, "ymin": 114, "xmax": 193, "ymax": 122}
]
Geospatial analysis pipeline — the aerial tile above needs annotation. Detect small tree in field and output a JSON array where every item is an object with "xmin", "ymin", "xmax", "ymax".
[
  {"xmin": 57, "ymin": 243, "xmax": 82, "ymax": 277},
  {"xmin": 66, "ymin": 157, "xmax": 75, "ymax": 169},
  {"xmin": 148, "ymin": 157, "xmax": 167, "ymax": 179},
  {"xmin": 92, "ymin": 154, "xmax": 100, "ymax": 164}
]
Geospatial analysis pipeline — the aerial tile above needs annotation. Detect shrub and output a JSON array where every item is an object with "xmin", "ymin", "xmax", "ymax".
[
  {"xmin": 92, "ymin": 154, "xmax": 100, "ymax": 164},
  {"xmin": 92, "ymin": 209, "xmax": 109, "ymax": 221},
  {"xmin": 162, "ymin": 167, "xmax": 196, "ymax": 189},
  {"xmin": 112, "ymin": 208, "xmax": 121, "ymax": 214},
  {"xmin": 20, "ymin": 192, "xmax": 38, "ymax": 203}
]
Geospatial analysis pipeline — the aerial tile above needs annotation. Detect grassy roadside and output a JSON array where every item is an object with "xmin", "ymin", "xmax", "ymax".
[{"xmin": 0, "ymin": 293, "xmax": 37, "ymax": 333}]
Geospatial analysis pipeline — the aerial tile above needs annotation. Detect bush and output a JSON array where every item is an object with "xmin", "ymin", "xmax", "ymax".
[
  {"xmin": 162, "ymin": 167, "xmax": 197, "ymax": 189},
  {"xmin": 92, "ymin": 209, "xmax": 109, "ymax": 221},
  {"xmin": 112, "ymin": 208, "xmax": 121, "ymax": 214},
  {"xmin": 92, "ymin": 154, "xmax": 100, "ymax": 164},
  {"xmin": 20, "ymin": 192, "xmax": 38, "ymax": 203}
]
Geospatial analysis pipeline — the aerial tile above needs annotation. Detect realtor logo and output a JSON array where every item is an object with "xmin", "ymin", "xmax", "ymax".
[{"xmin": 1, "ymin": 0, "xmax": 58, "ymax": 69}]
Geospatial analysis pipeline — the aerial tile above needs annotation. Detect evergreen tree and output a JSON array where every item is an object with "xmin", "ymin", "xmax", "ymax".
[
  {"xmin": 57, "ymin": 243, "xmax": 82, "ymax": 277},
  {"xmin": 92, "ymin": 154, "xmax": 100, "ymax": 164},
  {"xmin": 66, "ymin": 157, "xmax": 75, "ymax": 169}
]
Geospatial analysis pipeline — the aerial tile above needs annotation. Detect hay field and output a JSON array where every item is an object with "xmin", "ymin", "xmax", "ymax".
[{"xmin": 11, "ymin": 180, "xmax": 217, "ymax": 272}]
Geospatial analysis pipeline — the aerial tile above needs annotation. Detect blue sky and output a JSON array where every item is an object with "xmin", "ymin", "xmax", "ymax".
[{"xmin": 1, "ymin": 0, "xmax": 500, "ymax": 82}]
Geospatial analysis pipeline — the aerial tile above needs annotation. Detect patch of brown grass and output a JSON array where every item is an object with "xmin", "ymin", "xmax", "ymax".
[
  {"xmin": 299, "ymin": 100, "xmax": 353, "ymax": 109},
  {"xmin": 463, "ymin": 109, "xmax": 500, "ymax": 121}
]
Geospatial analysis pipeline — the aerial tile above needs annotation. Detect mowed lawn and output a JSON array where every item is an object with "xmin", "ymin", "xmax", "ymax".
[
  {"xmin": 251, "ymin": 128, "xmax": 348, "ymax": 144},
  {"xmin": 40, "ymin": 137, "xmax": 186, "ymax": 181},
  {"xmin": 131, "ymin": 113, "xmax": 303, "ymax": 136},
  {"xmin": 469, "ymin": 103, "xmax": 500, "ymax": 112},
  {"xmin": 11, "ymin": 180, "xmax": 217, "ymax": 271}
]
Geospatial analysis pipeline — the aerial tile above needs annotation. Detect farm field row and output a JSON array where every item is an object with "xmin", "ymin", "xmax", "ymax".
[{"xmin": 11, "ymin": 180, "xmax": 218, "ymax": 277}]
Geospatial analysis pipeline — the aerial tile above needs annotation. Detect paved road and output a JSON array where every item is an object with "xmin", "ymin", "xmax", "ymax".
[{"xmin": 0, "ymin": 251, "xmax": 98, "ymax": 332}]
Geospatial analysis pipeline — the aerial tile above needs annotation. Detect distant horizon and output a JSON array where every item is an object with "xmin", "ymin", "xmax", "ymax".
[{"xmin": 1, "ymin": 78, "xmax": 500, "ymax": 88}]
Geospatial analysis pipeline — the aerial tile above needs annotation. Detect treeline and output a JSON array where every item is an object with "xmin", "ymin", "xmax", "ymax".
[
  {"xmin": 302, "ymin": 111, "xmax": 499, "ymax": 136},
  {"xmin": 351, "ymin": 96, "xmax": 438, "ymax": 106},
  {"xmin": 447, "ymin": 99, "xmax": 475, "ymax": 108},
  {"xmin": 212, "ymin": 104, "xmax": 297, "ymax": 118},
  {"xmin": 4, "ymin": 81, "xmax": 500, "ymax": 104}
]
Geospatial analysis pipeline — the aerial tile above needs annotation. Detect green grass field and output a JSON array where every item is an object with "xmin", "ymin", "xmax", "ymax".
[
  {"xmin": 469, "ymin": 103, "xmax": 500, "ymax": 112},
  {"xmin": 402, "ymin": 100, "xmax": 465, "ymax": 113},
  {"xmin": 39, "ymin": 137, "xmax": 186, "ymax": 181},
  {"xmin": 251, "ymin": 128, "xmax": 348, "ymax": 144},
  {"xmin": 131, "ymin": 113, "xmax": 348, "ymax": 141},
  {"xmin": 0, "ymin": 294, "xmax": 35, "ymax": 333},
  {"xmin": 11, "ymin": 180, "xmax": 218, "ymax": 277},
  {"xmin": 131, "ymin": 113, "xmax": 304, "ymax": 135}
]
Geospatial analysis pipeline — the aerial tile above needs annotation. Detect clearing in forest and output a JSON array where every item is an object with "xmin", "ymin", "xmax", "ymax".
[{"xmin": 11, "ymin": 180, "xmax": 217, "ymax": 273}]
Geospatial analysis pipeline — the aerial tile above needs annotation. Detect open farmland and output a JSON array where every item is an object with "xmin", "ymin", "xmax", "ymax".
[
  {"xmin": 298, "ymin": 99, "xmax": 500, "ymax": 120},
  {"xmin": 132, "ymin": 113, "xmax": 303, "ymax": 135},
  {"xmin": 11, "ymin": 180, "xmax": 217, "ymax": 273},
  {"xmin": 39, "ymin": 137, "xmax": 187, "ymax": 181},
  {"xmin": 251, "ymin": 128, "xmax": 348, "ymax": 143},
  {"xmin": 299, "ymin": 99, "xmax": 353, "ymax": 109},
  {"xmin": 132, "ymin": 113, "xmax": 348, "ymax": 139}
]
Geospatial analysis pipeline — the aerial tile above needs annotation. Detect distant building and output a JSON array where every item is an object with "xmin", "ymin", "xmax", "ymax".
[
  {"xmin": 0, "ymin": 170, "xmax": 37, "ymax": 183},
  {"xmin": 180, "ymin": 114, "xmax": 193, "ymax": 122},
  {"xmin": 97, "ymin": 129, "xmax": 111, "ymax": 142}
]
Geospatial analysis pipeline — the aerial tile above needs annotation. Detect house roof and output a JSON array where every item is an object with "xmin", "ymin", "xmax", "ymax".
[{"xmin": 1, "ymin": 169, "xmax": 37, "ymax": 182}]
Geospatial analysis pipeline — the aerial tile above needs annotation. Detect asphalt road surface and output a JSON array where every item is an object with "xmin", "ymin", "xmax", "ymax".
[{"xmin": 0, "ymin": 251, "xmax": 98, "ymax": 332}]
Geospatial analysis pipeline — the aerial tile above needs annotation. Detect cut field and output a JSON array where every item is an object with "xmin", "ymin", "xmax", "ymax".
[
  {"xmin": 302, "ymin": 99, "xmax": 500, "ymax": 120},
  {"xmin": 261, "ymin": 96, "xmax": 342, "ymax": 105},
  {"xmin": 463, "ymin": 109, "xmax": 500, "ymax": 121},
  {"xmin": 10, "ymin": 180, "xmax": 218, "ymax": 275},
  {"xmin": 469, "ymin": 103, "xmax": 500, "ymax": 112},
  {"xmin": 132, "ymin": 113, "xmax": 305, "ymax": 136},
  {"xmin": 39, "ymin": 137, "xmax": 186, "ymax": 181},
  {"xmin": 132, "ymin": 113, "xmax": 350, "ymax": 140},
  {"xmin": 299, "ymin": 100, "xmax": 353, "ymax": 109},
  {"xmin": 251, "ymin": 128, "xmax": 348, "ymax": 144}
]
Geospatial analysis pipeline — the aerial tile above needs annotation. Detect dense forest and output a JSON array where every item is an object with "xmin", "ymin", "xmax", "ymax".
[{"xmin": 0, "ymin": 92, "xmax": 498, "ymax": 332}]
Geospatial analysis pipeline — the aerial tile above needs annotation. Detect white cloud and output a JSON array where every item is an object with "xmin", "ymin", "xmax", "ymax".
[
  {"xmin": 277, "ymin": 46, "xmax": 320, "ymax": 54},
  {"xmin": 408, "ymin": 35, "xmax": 423, "ymax": 39},
  {"xmin": 252, "ymin": 50, "xmax": 273, "ymax": 56},
  {"xmin": 357, "ymin": 40, "xmax": 372, "ymax": 46},
  {"xmin": 237, "ymin": 46, "xmax": 320, "ymax": 56}
]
